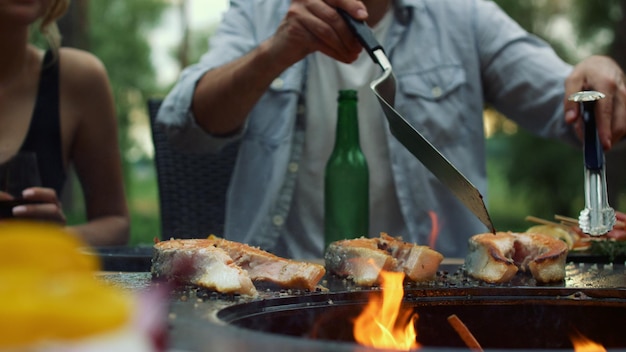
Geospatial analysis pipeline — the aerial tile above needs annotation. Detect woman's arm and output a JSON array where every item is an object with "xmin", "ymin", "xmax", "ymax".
[{"xmin": 61, "ymin": 48, "xmax": 130, "ymax": 246}]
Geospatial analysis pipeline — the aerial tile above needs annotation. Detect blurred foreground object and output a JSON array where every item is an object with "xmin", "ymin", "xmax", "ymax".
[{"xmin": 0, "ymin": 221, "xmax": 160, "ymax": 351}]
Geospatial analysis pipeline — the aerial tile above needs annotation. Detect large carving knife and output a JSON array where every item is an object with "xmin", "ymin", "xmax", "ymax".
[{"xmin": 338, "ymin": 9, "xmax": 495, "ymax": 233}]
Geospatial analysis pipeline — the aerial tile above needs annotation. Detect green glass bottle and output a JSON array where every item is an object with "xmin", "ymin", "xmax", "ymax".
[{"xmin": 324, "ymin": 90, "xmax": 369, "ymax": 247}]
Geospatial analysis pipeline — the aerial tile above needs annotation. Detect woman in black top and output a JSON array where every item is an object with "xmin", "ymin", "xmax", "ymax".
[{"xmin": 0, "ymin": 0, "xmax": 129, "ymax": 246}]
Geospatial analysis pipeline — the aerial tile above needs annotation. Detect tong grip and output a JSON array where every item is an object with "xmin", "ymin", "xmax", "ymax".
[
  {"xmin": 582, "ymin": 101, "xmax": 603, "ymax": 170},
  {"xmin": 337, "ymin": 8, "xmax": 385, "ymax": 64}
]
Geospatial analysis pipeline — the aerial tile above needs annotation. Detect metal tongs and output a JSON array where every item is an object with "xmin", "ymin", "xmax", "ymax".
[
  {"xmin": 337, "ymin": 9, "xmax": 495, "ymax": 233},
  {"xmin": 568, "ymin": 91, "xmax": 616, "ymax": 235}
]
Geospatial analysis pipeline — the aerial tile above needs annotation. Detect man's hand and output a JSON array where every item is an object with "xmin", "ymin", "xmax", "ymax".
[
  {"xmin": 270, "ymin": 0, "xmax": 368, "ymax": 68},
  {"xmin": 564, "ymin": 55, "xmax": 626, "ymax": 150},
  {"xmin": 191, "ymin": 0, "xmax": 372, "ymax": 136}
]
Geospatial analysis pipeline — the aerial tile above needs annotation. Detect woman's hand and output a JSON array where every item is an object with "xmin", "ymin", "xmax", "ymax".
[
  {"xmin": 11, "ymin": 187, "xmax": 67, "ymax": 225},
  {"xmin": 0, "ymin": 191, "xmax": 12, "ymax": 201}
]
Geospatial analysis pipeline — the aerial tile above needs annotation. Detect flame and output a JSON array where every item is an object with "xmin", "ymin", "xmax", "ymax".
[
  {"xmin": 571, "ymin": 330, "xmax": 606, "ymax": 352},
  {"xmin": 353, "ymin": 271, "xmax": 420, "ymax": 350},
  {"xmin": 427, "ymin": 210, "xmax": 439, "ymax": 249}
]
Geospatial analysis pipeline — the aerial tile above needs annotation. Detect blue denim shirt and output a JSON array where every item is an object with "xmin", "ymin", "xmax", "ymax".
[{"xmin": 157, "ymin": 0, "xmax": 577, "ymax": 259}]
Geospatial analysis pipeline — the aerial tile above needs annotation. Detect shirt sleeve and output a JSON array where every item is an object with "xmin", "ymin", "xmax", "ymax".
[
  {"xmin": 155, "ymin": 0, "xmax": 260, "ymax": 153},
  {"xmin": 473, "ymin": 0, "xmax": 578, "ymax": 146}
]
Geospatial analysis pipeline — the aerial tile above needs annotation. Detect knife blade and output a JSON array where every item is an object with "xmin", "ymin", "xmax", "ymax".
[{"xmin": 338, "ymin": 9, "xmax": 496, "ymax": 233}]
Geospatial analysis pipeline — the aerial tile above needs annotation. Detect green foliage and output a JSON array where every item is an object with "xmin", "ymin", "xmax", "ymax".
[
  {"xmin": 499, "ymin": 130, "xmax": 583, "ymax": 216},
  {"xmin": 571, "ymin": 0, "xmax": 622, "ymax": 45},
  {"xmin": 588, "ymin": 240, "xmax": 626, "ymax": 262},
  {"xmin": 88, "ymin": 0, "xmax": 167, "ymax": 106},
  {"xmin": 188, "ymin": 25, "xmax": 215, "ymax": 65}
]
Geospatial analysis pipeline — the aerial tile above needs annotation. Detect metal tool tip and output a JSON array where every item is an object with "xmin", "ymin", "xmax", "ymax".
[{"xmin": 568, "ymin": 90, "xmax": 606, "ymax": 103}]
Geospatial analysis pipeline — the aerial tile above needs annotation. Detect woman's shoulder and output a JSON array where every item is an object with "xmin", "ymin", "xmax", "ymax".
[
  {"xmin": 58, "ymin": 48, "xmax": 111, "ymax": 105},
  {"xmin": 58, "ymin": 47, "xmax": 110, "ymax": 89}
]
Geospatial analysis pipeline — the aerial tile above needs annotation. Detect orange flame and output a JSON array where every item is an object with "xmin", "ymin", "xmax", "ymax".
[
  {"xmin": 427, "ymin": 211, "xmax": 439, "ymax": 249},
  {"xmin": 353, "ymin": 271, "xmax": 420, "ymax": 350},
  {"xmin": 571, "ymin": 330, "xmax": 606, "ymax": 352}
]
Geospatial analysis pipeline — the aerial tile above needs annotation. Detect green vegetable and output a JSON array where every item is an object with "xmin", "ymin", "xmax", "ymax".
[{"xmin": 588, "ymin": 240, "xmax": 626, "ymax": 262}]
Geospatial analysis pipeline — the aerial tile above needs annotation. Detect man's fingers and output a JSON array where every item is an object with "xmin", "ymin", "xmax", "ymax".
[
  {"xmin": 326, "ymin": 0, "xmax": 368, "ymax": 20},
  {"xmin": 563, "ymin": 67, "xmax": 584, "ymax": 124},
  {"xmin": 564, "ymin": 56, "xmax": 626, "ymax": 150},
  {"xmin": 610, "ymin": 74, "xmax": 626, "ymax": 146},
  {"xmin": 612, "ymin": 102, "xmax": 626, "ymax": 146},
  {"xmin": 302, "ymin": 0, "xmax": 363, "ymax": 62},
  {"xmin": 595, "ymin": 96, "xmax": 615, "ymax": 150},
  {"xmin": 283, "ymin": 0, "xmax": 365, "ymax": 63}
]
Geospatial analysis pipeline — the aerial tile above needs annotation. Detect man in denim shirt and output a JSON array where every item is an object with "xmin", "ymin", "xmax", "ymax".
[{"xmin": 157, "ymin": 0, "xmax": 626, "ymax": 259}]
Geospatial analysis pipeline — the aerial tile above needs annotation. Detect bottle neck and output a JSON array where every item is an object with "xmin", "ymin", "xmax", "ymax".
[{"xmin": 334, "ymin": 97, "xmax": 360, "ymax": 149}]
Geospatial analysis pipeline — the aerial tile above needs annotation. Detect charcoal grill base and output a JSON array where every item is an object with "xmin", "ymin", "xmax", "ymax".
[{"xmin": 217, "ymin": 290, "xmax": 626, "ymax": 350}]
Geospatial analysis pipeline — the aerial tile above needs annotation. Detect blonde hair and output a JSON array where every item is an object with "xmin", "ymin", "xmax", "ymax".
[{"xmin": 39, "ymin": 0, "xmax": 71, "ymax": 51}]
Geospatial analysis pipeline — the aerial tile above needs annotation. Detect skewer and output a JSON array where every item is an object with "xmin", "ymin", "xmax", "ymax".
[
  {"xmin": 525, "ymin": 216, "xmax": 570, "ymax": 230},
  {"xmin": 555, "ymin": 214, "xmax": 625, "ymax": 229},
  {"xmin": 447, "ymin": 314, "xmax": 483, "ymax": 352},
  {"xmin": 554, "ymin": 214, "xmax": 579, "ymax": 226}
]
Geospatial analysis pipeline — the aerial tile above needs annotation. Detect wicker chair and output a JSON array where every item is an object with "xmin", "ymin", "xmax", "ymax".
[{"xmin": 147, "ymin": 98, "xmax": 239, "ymax": 240}]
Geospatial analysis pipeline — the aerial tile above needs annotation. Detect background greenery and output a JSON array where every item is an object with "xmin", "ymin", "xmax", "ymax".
[{"xmin": 56, "ymin": 0, "xmax": 626, "ymax": 246}]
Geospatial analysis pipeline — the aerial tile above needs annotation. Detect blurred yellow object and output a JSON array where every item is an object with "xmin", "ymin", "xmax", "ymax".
[
  {"xmin": 0, "ymin": 221, "xmax": 133, "ymax": 348},
  {"xmin": 0, "ymin": 220, "xmax": 100, "ymax": 273},
  {"xmin": 526, "ymin": 224, "xmax": 574, "ymax": 250}
]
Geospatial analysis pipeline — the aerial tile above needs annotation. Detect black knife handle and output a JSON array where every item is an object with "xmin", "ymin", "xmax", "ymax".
[
  {"xmin": 582, "ymin": 100, "xmax": 603, "ymax": 170},
  {"xmin": 337, "ymin": 8, "xmax": 384, "ymax": 64}
]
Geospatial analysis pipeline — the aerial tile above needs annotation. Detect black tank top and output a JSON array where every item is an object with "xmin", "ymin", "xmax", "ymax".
[{"xmin": 20, "ymin": 50, "xmax": 66, "ymax": 196}]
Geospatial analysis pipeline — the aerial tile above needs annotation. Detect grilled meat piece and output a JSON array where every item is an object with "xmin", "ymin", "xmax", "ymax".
[
  {"xmin": 377, "ymin": 233, "xmax": 444, "ymax": 282},
  {"xmin": 205, "ymin": 236, "xmax": 326, "ymax": 291},
  {"xmin": 152, "ymin": 237, "xmax": 326, "ymax": 295},
  {"xmin": 152, "ymin": 239, "xmax": 258, "ymax": 297},
  {"xmin": 324, "ymin": 233, "xmax": 443, "ymax": 286},
  {"xmin": 325, "ymin": 237, "xmax": 396, "ymax": 286},
  {"xmin": 465, "ymin": 232, "xmax": 568, "ymax": 284}
]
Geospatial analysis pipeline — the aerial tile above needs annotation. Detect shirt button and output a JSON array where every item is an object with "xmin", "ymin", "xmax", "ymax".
[
  {"xmin": 288, "ymin": 162, "xmax": 298, "ymax": 173},
  {"xmin": 271, "ymin": 78, "xmax": 284, "ymax": 89},
  {"xmin": 431, "ymin": 86, "xmax": 442, "ymax": 98},
  {"xmin": 272, "ymin": 215, "xmax": 284, "ymax": 226}
]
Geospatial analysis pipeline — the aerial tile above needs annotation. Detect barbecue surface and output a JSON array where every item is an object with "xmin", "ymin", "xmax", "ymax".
[{"xmin": 100, "ymin": 262, "xmax": 626, "ymax": 351}]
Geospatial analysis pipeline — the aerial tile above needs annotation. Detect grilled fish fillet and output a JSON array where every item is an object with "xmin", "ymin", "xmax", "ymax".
[
  {"xmin": 205, "ymin": 235, "xmax": 326, "ymax": 291},
  {"xmin": 152, "ymin": 239, "xmax": 258, "ymax": 297},
  {"xmin": 324, "ymin": 233, "xmax": 444, "ymax": 286},
  {"xmin": 465, "ymin": 232, "xmax": 568, "ymax": 284},
  {"xmin": 152, "ymin": 237, "xmax": 326, "ymax": 295}
]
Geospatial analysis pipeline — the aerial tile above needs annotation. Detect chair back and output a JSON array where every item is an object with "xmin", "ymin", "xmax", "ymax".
[{"xmin": 147, "ymin": 98, "xmax": 239, "ymax": 239}]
